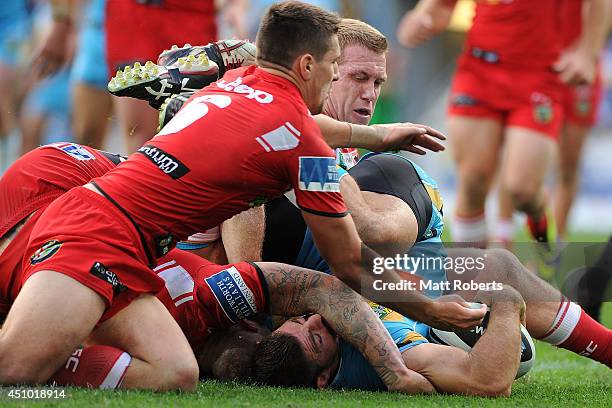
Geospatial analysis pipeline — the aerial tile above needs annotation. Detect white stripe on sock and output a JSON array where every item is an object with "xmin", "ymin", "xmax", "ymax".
[
  {"xmin": 99, "ymin": 352, "xmax": 131, "ymax": 389},
  {"xmin": 541, "ymin": 302, "xmax": 582, "ymax": 345}
]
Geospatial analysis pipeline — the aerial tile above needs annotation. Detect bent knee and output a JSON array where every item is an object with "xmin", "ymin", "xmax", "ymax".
[
  {"xmin": 459, "ymin": 170, "xmax": 493, "ymax": 196},
  {"xmin": 0, "ymin": 360, "xmax": 52, "ymax": 385},
  {"xmin": 163, "ymin": 356, "xmax": 199, "ymax": 392},
  {"xmin": 503, "ymin": 181, "xmax": 540, "ymax": 209},
  {"xmin": 471, "ymin": 381, "xmax": 512, "ymax": 397},
  {"xmin": 485, "ymin": 248, "xmax": 520, "ymax": 270}
]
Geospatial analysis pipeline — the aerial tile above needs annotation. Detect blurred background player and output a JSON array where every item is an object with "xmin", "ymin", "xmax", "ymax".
[
  {"xmin": 104, "ymin": 0, "xmax": 247, "ymax": 153},
  {"xmin": 21, "ymin": 0, "xmax": 74, "ymax": 155},
  {"xmin": 552, "ymin": 1, "xmax": 610, "ymax": 246},
  {"xmin": 397, "ymin": 0, "xmax": 607, "ymax": 249},
  {"xmin": 0, "ymin": 0, "xmax": 32, "ymax": 171},
  {"xmin": 70, "ymin": 0, "xmax": 114, "ymax": 149},
  {"xmin": 497, "ymin": 0, "xmax": 609, "ymax": 252},
  {"xmin": 28, "ymin": 0, "xmax": 115, "ymax": 152}
]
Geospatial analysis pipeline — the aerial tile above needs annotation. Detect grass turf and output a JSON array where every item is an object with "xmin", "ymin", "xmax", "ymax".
[{"xmin": 2, "ymin": 304, "xmax": 610, "ymax": 407}]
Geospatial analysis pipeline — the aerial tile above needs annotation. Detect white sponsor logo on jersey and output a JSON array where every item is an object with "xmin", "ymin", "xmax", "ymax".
[
  {"xmin": 205, "ymin": 266, "xmax": 258, "ymax": 323},
  {"xmin": 216, "ymin": 76, "xmax": 274, "ymax": 104},
  {"xmin": 298, "ymin": 156, "xmax": 341, "ymax": 192},
  {"xmin": 50, "ymin": 142, "xmax": 95, "ymax": 161}
]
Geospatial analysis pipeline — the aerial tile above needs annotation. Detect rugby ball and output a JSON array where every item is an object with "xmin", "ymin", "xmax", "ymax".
[{"xmin": 429, "ymin": 310, "xmax": 536, "ymax": 378}]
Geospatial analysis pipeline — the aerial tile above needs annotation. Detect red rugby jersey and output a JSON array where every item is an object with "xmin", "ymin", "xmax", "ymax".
[
  {"xmin": 95, "ymin": 66, "xmax": 347, "ymax": 257},
  {"xmin": 154, "ymin": 249, "xmax": 267, "ymax": 349},
  {"xmin": 0, "ymin": 143, "xmax": 121, "ymax": 316},
  {"xmin": 559, "ymin": 0, "xmax": 582, "ymax": 48},
  {"xmin": 466, "ymin": 0, "xmax": 562, "ymax": 68},
  {"xmin": 0, "ymin": 143, "xmax": 121, "ymax": 237}
]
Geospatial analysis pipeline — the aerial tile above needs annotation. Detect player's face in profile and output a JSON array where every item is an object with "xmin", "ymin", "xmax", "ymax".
[
  {"xmin": 309, "ymin": 35, "xmax": 341, "ymax": 114},
  {"xmin": 324, "ymin": 44, "xmax": 387, "ymax": 125},
  {"xmin": 275, "ymin": 313, "xmax": 339, "ymax": 370}
]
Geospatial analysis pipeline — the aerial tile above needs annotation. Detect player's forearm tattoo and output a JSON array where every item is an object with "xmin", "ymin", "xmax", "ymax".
[{"xmin": 262, "ymin": 263, "xmax": 411, "ymax": 390}]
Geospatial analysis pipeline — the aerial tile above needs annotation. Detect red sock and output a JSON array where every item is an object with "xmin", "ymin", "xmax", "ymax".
[
  {"xmin": 558, "ymin": 310, "xmax": 612, "ymax": 368},
  {"xmin": 527, "ymin": 213, "xmax": 548, "ymax": 242},
  {"xmin": 540, "ymin": 299, "xmax": 612, "ymax": 368},
  {"xmin": 50, "ymin": 345, "xmax": 132, "ymax": 389}
]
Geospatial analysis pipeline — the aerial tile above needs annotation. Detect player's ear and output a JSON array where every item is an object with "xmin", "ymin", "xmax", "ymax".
[
  {"xmin": 297, "ymin": 54, "xmax": 315, "ymax": 80},
  {"xmin": 316, "ymin": 366, "xmax": 334, "ymax": 389}
]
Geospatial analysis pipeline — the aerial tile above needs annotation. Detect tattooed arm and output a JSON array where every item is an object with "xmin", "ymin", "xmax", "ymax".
[{"xmin": 257, "ymin": 262, "xmax": 435, "ymax": 394}]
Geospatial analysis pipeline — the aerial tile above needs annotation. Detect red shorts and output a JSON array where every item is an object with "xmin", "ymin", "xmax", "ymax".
[
  {"xmin": 0, "ymin": 211, "xmax": 44, "ymax": 319},
  {"xmin": 21, "ymin": 187, "xmax": 164, "ymax": 322},
  {"xmin": 105, "ymin": 0, "xmax": 217, "ymax": 76},
  {"xmin": 448, "ymin": 55, "xmax": 564, "ymax": 139},
  {"xmin": 561, "ymin": 70, "xmax": 603, "ymax": 127}
]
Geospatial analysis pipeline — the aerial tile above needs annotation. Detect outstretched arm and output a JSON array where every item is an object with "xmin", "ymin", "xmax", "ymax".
[
  {"xmin": 258, "ymin": 262, "xmax": 435, "ymax": 394},
  {"xmin": 400, "ymin": 286, "xmax": 525, "ymax": 397},
  {"xmin": 314, "ymin": 114, "xmax": 446, "ymax": 154},
  {"xmin": 397, "ymin": 0, "xmax": 457, "ymax": 48},
  {"xmin": 303, "ymin": 211, "xmax": 487, "ymax": 331}
]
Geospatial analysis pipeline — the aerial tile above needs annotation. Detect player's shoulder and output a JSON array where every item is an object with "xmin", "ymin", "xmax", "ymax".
[{"xmin": 216, "ymin": 66, "xmax": 311, "ymax": 115}]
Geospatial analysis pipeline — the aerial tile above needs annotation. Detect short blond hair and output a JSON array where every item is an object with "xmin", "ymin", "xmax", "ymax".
[{"xmin": 337, "ymin": 18, "xmax": 388, "ymax": 57}]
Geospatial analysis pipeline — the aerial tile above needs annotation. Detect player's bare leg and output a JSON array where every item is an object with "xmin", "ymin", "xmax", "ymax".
[
  {"xmin": 449, "ymin": 116, "xmax": 504, "ymax": 247},
  {"xmin": 0, "ymin": 63, "xmax": 17, "ymax": 170},
  {"xmin": 0, "ymin": 271, "xmax": 105, "ymax": 383},
  {"xmin": 114, "ymin": 97, "xmax": 158, "ymax": 153},
  {"xmin": 87, "ymin": 294, "xmax": 199, "ymax": 391},
  {"xmin": 501, "ymin": 127, "xmax": 555, "ymax": 245},
  {"xmin": 72, "ymin": 83, "xmax": 113, "ymax": 149},
  {"xmin": 446, "ymin": 248, "xmax": 612, "ymax": 367},
  {"xmin": 554, "ymin": 122, "xmax": 590, "ymax": 238},
  {"xmin": 501, "ymin": 127, "xmax": 554, "ymax": 217},
  {"xmin": 19, "ymin": 112, "xmax": 46, "ymax": 156},
  {"xmin": 495, "ymin": 180, "xmax": 516, "ymax": 248},
  {"xmin": 446, "ymin": 248, "xmax": 559, "ymax": 336}
]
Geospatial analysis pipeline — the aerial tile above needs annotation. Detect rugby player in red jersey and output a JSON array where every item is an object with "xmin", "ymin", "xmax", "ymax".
[
  {"xmin": 397, "ymin": 0, "xmax": 606, "ymax": 248},
  {"xmin": 0, "ymin": 143, "xmax": 124, "ymax": 319},
  {"xmin": 1, "ymin": 1, "xmax": 483, "ymax": 390},
  {"xmin": 398, "ymin": 0, "xmax": 612, "ymax": 366},
  {"xmin": 0, "ymin": 143, "xmax": 431, "ymax": 393},
  {"xmin": 553, "ymin": 0, "xmax": 608, "ymax": 242}
]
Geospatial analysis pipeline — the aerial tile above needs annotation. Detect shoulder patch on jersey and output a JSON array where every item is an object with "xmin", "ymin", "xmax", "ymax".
[
  {"xmin": 205, "ymin": 266, "xmax": 258, "ymax": 323},
  {"xmin": 298, "ymin": 156, "xmax": 340, "ymax": 192},
  {"xmin": 50, "ymin": 142, "xmax": 95, "ymax": 161}
]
